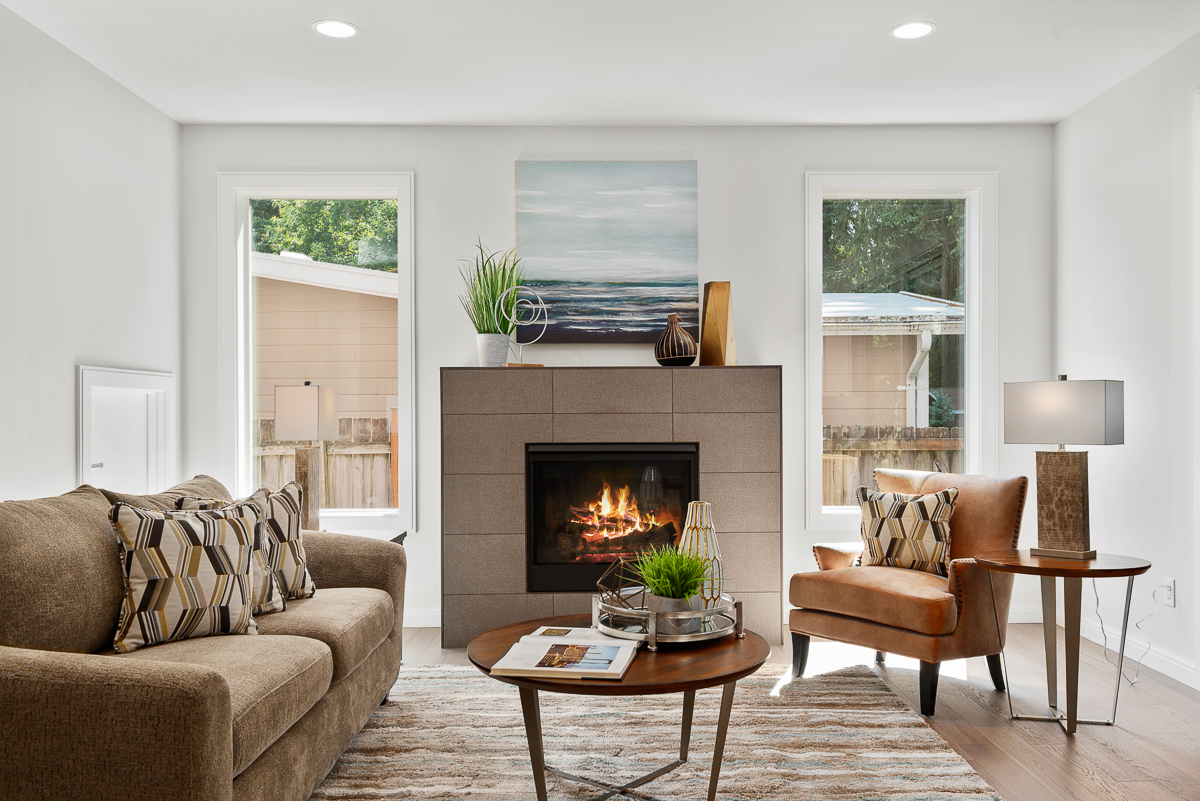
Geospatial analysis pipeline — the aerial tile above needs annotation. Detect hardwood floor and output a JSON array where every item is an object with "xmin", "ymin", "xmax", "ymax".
[{"xmin": 402, "ymin": 623, "xmax": 1200, "ymax": 800}]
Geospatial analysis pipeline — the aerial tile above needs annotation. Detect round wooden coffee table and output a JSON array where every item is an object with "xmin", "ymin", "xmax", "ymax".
[
  {"xmin": 975, "ymin": 550, "xmax": 1151, "ymax": 735},
  {"xmin": 468, "ymin": 613, "xmax": 770, "ymax": 801}
]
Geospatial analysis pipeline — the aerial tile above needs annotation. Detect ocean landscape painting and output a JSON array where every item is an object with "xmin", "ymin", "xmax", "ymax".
[{"xmin": 516, "ymin": 161, "xmax": 699, "ymax": 343}]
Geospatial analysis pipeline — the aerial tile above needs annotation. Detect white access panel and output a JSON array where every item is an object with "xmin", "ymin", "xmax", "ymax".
[{"xmin": 77, "ymin": 366, "xmax": 176, "ymax": 493}]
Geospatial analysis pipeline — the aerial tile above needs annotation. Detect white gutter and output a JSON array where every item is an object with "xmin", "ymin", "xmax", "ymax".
[
  {"xmin": 251, "ymin": 252, "xmax": 398, "ymax": 299},
  {"xmin": 897, "ymin": 329, "xmax": 933, "ymax": 427}
]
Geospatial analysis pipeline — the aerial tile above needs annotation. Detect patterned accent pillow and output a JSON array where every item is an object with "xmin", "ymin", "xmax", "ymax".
[
  {"xmin": 110, "ymin": 502, "xmax": 259, "ymax": 653},
  {"xmin": 857, "ymin": 486, "xmax": 958, "ymax": 577},
  {"xmin": 178, "ymin": 481, "xmax": 315, "ymax": 601}
]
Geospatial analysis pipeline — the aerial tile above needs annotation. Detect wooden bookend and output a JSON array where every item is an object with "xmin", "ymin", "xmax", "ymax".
[
  {"xmin": 1034, "ymin": 450, "xmax": 1095, "ymax": 559},
  {"xmin": 295, "ymin": 444, "xmax": 322, "ymax": 531},
  {"xmin": 699, "ymin": 281, "xmax": 737, "ymax": 366}
]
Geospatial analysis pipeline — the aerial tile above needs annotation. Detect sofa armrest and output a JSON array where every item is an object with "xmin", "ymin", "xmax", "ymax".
[
  {"xmin": 0, "ymin": 645, "xmax": 232, "ymax": 801},
  {"xmin": 813, "ymin": 541, "xmax": 864, "ymax": 571},
  {"xmin": 303, "ymin": 532, "xmax": 407, "ymax": 641},
  {"xmin": 947, "ymin": 558, "xmax": 1014, "ymax": 654}
]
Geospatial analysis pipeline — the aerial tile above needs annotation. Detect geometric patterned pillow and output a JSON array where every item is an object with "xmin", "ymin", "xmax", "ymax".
[
  {"xmin": 109, "ymin": 502, "xmax": 259, "ymax": 653},
  {"xmin": 857, "ymin": 486, "xmax": 958, "ymax": 577},
  {"xmin": 178, "ymin": 481, "xmax": 315, "ymax": 601}
]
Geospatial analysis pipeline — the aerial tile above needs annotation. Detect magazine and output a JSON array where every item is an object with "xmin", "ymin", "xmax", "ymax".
[{"xmin": 490, "ymin": 627, "xmax": 639, "ymax": 680}]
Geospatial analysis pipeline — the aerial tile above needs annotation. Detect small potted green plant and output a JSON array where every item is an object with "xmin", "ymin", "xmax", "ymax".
[
  {"xmin": 459, "ymin": 241, "xmax": 524, "ymax": 367},
  {"xmin": 630, "ymin": 545, "xmax": 709, "ymax": 634}
]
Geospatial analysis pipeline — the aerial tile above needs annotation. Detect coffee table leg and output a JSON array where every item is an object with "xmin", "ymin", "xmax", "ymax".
[
  {"xmin": 519, "ymin": 687, "xmax": 548, "ymax": 801},
  {"xmin": 706, "ymin": 681, "xmax": 737, "ymax": 801},
  {"xmin": 679, "ymin": 688, "xmax": 696, "ymax": 762},
  {"xmin": 1040, "ymin": 576, "xmax": 1058, "ymax": 709},
  {"xmin": 1064, "ymin": 577, "xmax": 1082, "ymax": 735}
]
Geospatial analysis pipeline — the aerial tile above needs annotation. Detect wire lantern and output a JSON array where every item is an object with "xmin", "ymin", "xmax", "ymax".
[{"xmin": 494, "ymin": 285, "xmax": 550, "ymax": 364}]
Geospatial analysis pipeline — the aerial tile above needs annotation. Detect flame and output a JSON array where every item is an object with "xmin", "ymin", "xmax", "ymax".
[{"xmin": 570, "ymin": 480, "xmax": 661, "ymax": 544}]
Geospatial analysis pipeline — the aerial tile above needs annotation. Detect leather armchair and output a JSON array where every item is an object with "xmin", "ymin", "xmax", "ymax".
[{"xmin": 789, "ymin": 468, "xmax": 1028, "ymax": 715}]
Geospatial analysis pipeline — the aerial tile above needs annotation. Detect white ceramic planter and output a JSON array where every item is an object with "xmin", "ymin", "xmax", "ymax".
[{"xmin": 476, "ymin": 333, "xmax": 511, "ymax": 367}]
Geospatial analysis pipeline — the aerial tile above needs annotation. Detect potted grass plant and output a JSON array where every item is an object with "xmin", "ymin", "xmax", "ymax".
[
  {"xmin": 459, "ymin": 241, "xmax": 524, "ymax": 367},
  {"xmin": 631, "ymin": 545, "xmax": 709, "ymax": 634}
]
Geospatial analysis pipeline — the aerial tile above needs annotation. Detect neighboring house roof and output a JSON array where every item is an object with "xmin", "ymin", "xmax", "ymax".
[
  {"xmin": 251, "ymin": 252, "xmax": 398, "ymax": 299},
  {"xmin": 823, "ymin": 291, "xmax": 964, "ymax": 335}
]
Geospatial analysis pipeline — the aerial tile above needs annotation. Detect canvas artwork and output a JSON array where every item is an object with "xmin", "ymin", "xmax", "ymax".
[{"xmin": 515, "ymin": 161, "xmax": 699, "ymax": 343}]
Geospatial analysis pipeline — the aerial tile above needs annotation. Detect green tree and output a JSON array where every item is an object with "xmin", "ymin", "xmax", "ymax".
[{"xmin": 250, "ymin": 199, "xmax": 398, "ymax": 272}]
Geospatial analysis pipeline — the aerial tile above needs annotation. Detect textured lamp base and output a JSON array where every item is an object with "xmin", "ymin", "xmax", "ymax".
[
  {"xmin": 295, "ymin": 444, "xmax": 322, "ymax": 531},
  {"xmin": 1035, "ymin": 451, "xmax": 1093, "ymax": 560}
]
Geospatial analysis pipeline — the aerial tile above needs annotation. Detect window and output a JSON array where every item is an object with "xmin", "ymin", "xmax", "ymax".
[
  {"xmin": 218, "ymin": 174, "xmax": 414, "ymax": 531},
  {"xmin": 806, "ymin": 174, "xmax": 997, "ymax": 528}
]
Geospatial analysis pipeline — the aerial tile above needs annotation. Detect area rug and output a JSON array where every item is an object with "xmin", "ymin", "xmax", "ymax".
[{"xmin": 311, "ymin": 664, "xmax": 1001, "ymax": 801}]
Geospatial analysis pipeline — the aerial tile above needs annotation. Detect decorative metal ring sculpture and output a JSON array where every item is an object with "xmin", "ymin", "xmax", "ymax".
[{"xmin": 495, "ymin": 286, "xmax": 550, "ymax": 354}]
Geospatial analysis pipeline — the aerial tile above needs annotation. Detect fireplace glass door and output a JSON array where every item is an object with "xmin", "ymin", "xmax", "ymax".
[{"xmin": 526, "ymin": 443, "xmax": 698, "ymax": 593}]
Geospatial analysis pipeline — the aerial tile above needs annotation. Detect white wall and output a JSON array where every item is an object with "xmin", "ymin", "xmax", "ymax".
[
  {"xmin": 0, "ymin": 5, "xmax": 180, "ymax": 500},
  {"xmin": 1056, "ymin": 31, "xmax": 1200, "ymax": 689},
  {"xmin": 179, "ymin": 124, "xmax": 1054, "ymax": 629}
]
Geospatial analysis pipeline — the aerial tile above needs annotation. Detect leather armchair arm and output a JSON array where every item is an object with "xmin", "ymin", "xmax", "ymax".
[
  {"xmin": 947, "ymin": 558, "xmax": 1013, "ymax": 654},
  {"xmin": 0, "ymin": 645, "xmax": 233, "ymax": 801},
  {"xmin": 303, "ymin": 532, "xmax": 407, "ymax": 641},
  {"xmin": 813, "ymin": 541, "xmax": 864, "ymax": 571}
]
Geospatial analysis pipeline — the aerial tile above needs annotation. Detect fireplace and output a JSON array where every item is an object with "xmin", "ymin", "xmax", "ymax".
[{"xmin": 526, "ymin": 443, "xmax": 699, "ymax": 593}]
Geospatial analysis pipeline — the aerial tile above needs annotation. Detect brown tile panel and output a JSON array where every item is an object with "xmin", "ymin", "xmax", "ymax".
[
  {"xmin": 713, "ymin": 532, "xmax": 783, "ymax": 594},
  {"xmin": 441, "ymin": 368, "xmax": 553, "ymax": 415},
  {"xmin": 443, "ymin": 474, "xmax": 525, "ymax": 535},
  {"xmin": 735, "ymin": 592, "xmax": 784, "ymax": 645},
  {"xmin": 672, "ymin": 367, "xmax": 782, "ymax": 413},
  {"xmin": 553, "ymin": 414, "xmax": 673, "ymax": 443},
  {"xmin": 553, "ymin": 369, "xmax": 672, "ymax": 414},
  {"xmin": 443, "ymin": 535, "xmax": 525, "ymax": 595},
  {"xmin": 442, "ymin": 414, "xmax": 552, "ymax": 474},
  {"xmin": 552, "ymin": 594, "xmax": 596, "ymax": 616},
  {"xmin": 674, "ymin": 413, "xmax": 781, "ymax": 473},
  {"xmin": 442, "ymin": 593, "xmax": 555, "ymax": 648},
  {"xmin": 699, "ymin": 472, "xmax": 781, "ymax": 533}
]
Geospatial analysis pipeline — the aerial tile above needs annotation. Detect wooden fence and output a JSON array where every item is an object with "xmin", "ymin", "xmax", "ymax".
[
  {"xmin": 256, "ymin": 415, "xmax": 394, "ymax": 508},
  {"xmin": 823, "ymin": 425, "xmax": 964, "ymax": 507}
]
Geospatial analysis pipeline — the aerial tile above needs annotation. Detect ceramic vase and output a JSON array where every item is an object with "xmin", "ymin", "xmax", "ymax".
[
  {"xmin": 678, "ymin": 501, "xmax": 723, "ymax": 608},
  {"xmin": 654, "ymin": 313, "xmax": 697, "ymax": 367},
  {"xmin": 476, "ymin": 333, "xmax": 511, "ymax": 367}
]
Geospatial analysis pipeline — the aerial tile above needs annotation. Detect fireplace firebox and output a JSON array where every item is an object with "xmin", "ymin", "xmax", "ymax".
[{"xmin": 526, "ymin": 443, "xmax": 699, "ymax": 593}]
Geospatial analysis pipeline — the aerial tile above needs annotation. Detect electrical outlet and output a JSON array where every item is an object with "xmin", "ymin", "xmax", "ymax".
[{"xmin": 1162, "ymin": 577, "xmax": 1176, "ymax": 608}]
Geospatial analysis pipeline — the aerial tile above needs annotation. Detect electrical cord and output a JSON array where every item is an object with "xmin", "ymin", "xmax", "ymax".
[{"xmin": 1091, "ymin": 578, "xmax": 1159, "ymax": 686}]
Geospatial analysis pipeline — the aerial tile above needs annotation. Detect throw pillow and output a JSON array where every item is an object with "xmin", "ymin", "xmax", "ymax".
[
  {"xmin": 178, "ymin": 481, "xmax": 315, "ymax": 601},
  {"xmin": 856, "ymin": 486, "xmax": 958, "ymax": 577},
  {"xmin": 110, "ymin": 502, "xmax": 259, "ymax": 653}
]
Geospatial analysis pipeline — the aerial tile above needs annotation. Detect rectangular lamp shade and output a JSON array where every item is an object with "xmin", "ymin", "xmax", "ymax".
[
  {"xmin": 274, "ymin": 384, "xmax": 339, "ymax": 441},
  {"xmin": 1004, "ymin": 380, "xmax": 1123, "ymax": 446}
]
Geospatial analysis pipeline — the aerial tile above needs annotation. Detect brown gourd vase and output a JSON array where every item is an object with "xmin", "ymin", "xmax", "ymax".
[{"xmin": 654, "ymin": 313, "xmax": 697, "ymax": 367}]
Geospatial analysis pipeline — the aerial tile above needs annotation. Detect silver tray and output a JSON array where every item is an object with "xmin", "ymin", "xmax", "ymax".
[{"xmin": 591, "ymin": 588, "xmax": 744, "ymax": 651}]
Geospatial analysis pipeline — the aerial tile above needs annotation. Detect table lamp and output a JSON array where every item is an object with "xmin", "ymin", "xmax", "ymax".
[
  {"xmin": 1003, "ymin": 376, "xmax": 1123, "ymax": 559},
  {"xmin": 274, "ymin": 381, "xmax": 339, "ymax": 531}
]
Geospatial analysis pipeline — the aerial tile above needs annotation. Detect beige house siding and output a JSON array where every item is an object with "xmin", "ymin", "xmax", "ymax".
[
  {"xmin": 254, "ymin": 277, "xmax": 398, "ymax": 417},
  {"xmin": 822, "ymin": 334, "xmax": 916, "ymax": 427}
]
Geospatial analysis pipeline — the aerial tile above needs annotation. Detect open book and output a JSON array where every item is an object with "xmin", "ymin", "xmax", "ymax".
[{"xmin": 490, "ymin": 626, "xmax": 639, "ymax": 680}]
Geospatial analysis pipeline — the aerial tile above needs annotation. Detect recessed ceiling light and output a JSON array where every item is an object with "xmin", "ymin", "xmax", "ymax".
[
  {"xmin": 312, "ymin": 19, "xmax": 359, "ymax": 38},
  {"xmin": 891, "ymin": 22, "xmax": 936, "ymax": 39}
]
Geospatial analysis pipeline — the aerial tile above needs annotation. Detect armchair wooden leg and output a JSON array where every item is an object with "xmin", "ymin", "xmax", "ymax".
[
  {"xmin": 875, "ymin": 651, "xmax": 886, "ymax": 664},
  {"xmin": 790, "ymin": 632, "xmax": 810, "ymax": 678},
  {"xmin": 918, "ymin": 661, "xmax": 941, "ymax": 716},
  {"xmin": 986, "ymin": 654, "xmax": 1006, "ymax": 691}
]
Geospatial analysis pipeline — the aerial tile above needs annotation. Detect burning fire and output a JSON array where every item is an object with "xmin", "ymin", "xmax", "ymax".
[{"xmin": 570, "ymin": 481, "xmax": 662, "ymax": 543}]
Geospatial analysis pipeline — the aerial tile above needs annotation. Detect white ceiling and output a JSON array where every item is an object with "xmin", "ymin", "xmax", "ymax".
[{"xmin": 6, "ymin": 0, "xmax": 1200, "ymax": 126}]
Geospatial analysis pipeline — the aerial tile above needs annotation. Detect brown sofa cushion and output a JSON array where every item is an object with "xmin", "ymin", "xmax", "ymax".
[
  {"xmin": 0, "ymin": 485, "xmax": 123, "ymax": 653},
  {"xmin": 115, "ymin": 633, "xmax": 332, "ymax": 776},
  {"xmin": 256, "ymin": 588, "xmax": 393, "ymax": 682},
  {"xmin": 100, "ymin": 474, "xmax": 232, "ymax": 512},
  {"xmin": 789, "ymin": 565, "xmax": 957, "ymax": 636}
]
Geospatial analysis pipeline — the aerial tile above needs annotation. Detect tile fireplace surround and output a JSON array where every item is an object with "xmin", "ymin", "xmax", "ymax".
[{"xmin": 440, "ymin": 366, "xmax": 783, "ymax": 648}]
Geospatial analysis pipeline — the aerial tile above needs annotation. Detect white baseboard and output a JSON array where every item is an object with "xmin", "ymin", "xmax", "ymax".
[
  {"xmin": 402, "ymin": 606, "xmax": 441, "ymax": 628},
  {"xmin": 1078, "ymin": 617, "xmax": 1199, "ymax": 690},
  {"xmin": 1007, "ymin": 604, "xmax": 1043, "ymax": 624}
]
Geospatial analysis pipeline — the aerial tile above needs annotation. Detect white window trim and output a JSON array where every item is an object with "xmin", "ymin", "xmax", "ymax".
[
  {"xmin": 805, "ymin": 172, "xmax": 999, "ymax": 531},
  {"xmin": 217, "ymin": 172, "xmax": 416, "ymax": 532}
]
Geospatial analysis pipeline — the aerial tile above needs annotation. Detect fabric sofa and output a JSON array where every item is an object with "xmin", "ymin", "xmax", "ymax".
[{"xmin": 0, "ymin": 475, "xmax": 406, "ymax": 801}]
